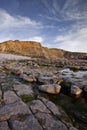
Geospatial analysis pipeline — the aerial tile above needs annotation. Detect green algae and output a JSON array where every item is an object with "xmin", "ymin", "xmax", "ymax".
[{"xmin": 20, "ymin": 95, "xmax": 34, "ymax": 103}]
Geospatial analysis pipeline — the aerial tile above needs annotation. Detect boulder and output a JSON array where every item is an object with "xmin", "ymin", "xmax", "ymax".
[
  {"xmin": 38, "ymin": 84, "xmax": 61, "ymax": 94},
  {"xmin": 38, "ymin": 75, "xmax": 59, "ymax": 84},
  {"xmin": 11, "ymin": 68, "xmax": 23, "ymax": 75},
  {"xmin": 20, "ymin": 74, "xmax": 36, "ymax": 82},
  {"xmin": 71, "ymin": 85, "xmax": 82, "ymax": 95}
]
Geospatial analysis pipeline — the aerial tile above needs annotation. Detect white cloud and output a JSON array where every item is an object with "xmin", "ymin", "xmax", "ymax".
[
  {"xmin": 22, "ymin": 36, "xmax": 43, "ymax": 43},
  {"xmin": 55, "ymin": 27, "xmax": 87, "ymax": 52},
  {"xmin": 0, "ymin": 8, "xmax": 44, "ymax": 43},
  {"xmin": 0, "ymin": 8, "xmax": 42, "ymax": 30}
]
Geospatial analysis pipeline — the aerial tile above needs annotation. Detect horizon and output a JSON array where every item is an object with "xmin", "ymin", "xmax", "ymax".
[{"xmin": 0, "ymin": 0, "xmax": 87, "ymax": 52}]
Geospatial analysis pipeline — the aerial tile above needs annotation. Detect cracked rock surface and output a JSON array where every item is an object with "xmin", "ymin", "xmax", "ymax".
[{"xmin": 0, "ymin": 59, "xmax": 87, "ymax": 130}]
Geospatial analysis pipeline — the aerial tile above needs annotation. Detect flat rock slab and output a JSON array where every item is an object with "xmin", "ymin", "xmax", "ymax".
[
  {"xmin": 9, "ymin": 115, "xmax": 43, "ymax": 130},
  {"xmin": 13, "ymin": 84, "xmax": 34, "ymax": 96},
  {"xmin": 0, "ymin": 91, "xmax": 31, "ymax": 121},
  {"xmin": 38, "ymin": 97, "xmax": 62, "ymax": 116},
  {"xmin": 4, "ymin": 91, "xmax": 20, "ymax": 104},
  {"xmin": 35, "ymin": 112, "xmax": 68, "ymax": 130},
  {"xmin": 29, "ymin": 99, "xmax": 50, "ymax": 114},
  {"xmin": 38, "ymin": 84, "xmax": 61, "ymax": 94},
  {"xmin": 0, "ymin": 121, "xmax": 10, "ymax": 130}
]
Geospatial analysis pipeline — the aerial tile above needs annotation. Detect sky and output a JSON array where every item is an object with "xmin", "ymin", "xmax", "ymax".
[{"xmin": 0, "ymin": 0, "xmax": 87, "ymax": 52}]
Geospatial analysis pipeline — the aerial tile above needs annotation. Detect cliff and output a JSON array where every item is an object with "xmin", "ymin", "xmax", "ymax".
[{"xmin": 0, "ymin": 40, "xmax": 87, "ymax": 60}]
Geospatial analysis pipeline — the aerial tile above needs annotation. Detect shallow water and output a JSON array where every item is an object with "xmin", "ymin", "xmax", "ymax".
[{"xmin": 59, "ymin": 68, "xmax": 87, "ymax": 78}]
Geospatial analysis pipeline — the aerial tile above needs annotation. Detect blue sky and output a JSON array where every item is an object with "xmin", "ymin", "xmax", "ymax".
[{"xmin": 0, "ymin": 0, "xmax": 87, "ymax": 52}]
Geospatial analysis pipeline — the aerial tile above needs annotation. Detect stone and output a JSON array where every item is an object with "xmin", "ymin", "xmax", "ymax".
[
  {"xmin": 11, "ymin": 68, "xmax": 23, "ymax": 75},
  {"xmin": 38, "ymin": 84, "xmax": 61, "ymax": 94},
  {"xmin": 20, "ymin": 74, "xmax": 36, "ymax": 82},
  {"xmin": 71, "ymin": 85, "xmax": 82, "ymax": 95},
  {"xmin": 0, "ymin": 121, "xmax": 10, "ymax": 130},
  {"xmin": 9, "ymin": 115, "xmax": 43, "ymax": 130},
  {"xmin": 29, "ymin": 99, "xmax": 50, "ymax": 114},
  {"xmin": 4, "ymin": 91, "xmax": 20, "ymax": 104},
  {"xmin": 13, "ymin": 84, "xmax": 34, "ymax": 96},
  {"xmin": 35, "ymin": 112, "xmax": 68, "ymax": 130},
  {"xmin": 0, "ymin": 91, "xmax": 31, "ymax": 121},
  {"xmin": 0, "ymin": 101, "xmax": 31, "ymax": 121},
  {"xmin": 38, "ymin": 97, "xmax": 62, "ymax": 116},
  {"xmin": 38, "ymin": 75, "xmax": 58, "ymax": 84}
]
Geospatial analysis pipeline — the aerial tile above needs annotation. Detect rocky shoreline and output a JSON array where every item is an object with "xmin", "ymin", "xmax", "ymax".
[{"xmin": 0, "ymin": 57, "xmax": 87, "ymax": 130}]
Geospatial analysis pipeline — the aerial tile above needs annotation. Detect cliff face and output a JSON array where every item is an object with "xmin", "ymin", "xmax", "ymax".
[
  {"xmin": 0, "ymin": 40, "xmax": 65, "ymax": 59},
  {"xmin": 0, "ymin": 40, "xmax": 87, "ymax": 60}
]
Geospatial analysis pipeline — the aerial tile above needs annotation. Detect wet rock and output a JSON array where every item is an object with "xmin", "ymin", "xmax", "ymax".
[
  {"xmin": 35, "ymin": 112, "xmax": 68, "ymax": 130},
  {"xmin": 20, "ymin": 74, "xmax": 36, "ymax": 82},
  {"xmin": 0, "ymin": 121, "xmax": 10, "ymax": 130},
  {"xmin": 9, "ymin": 115, "xmax": 43, "ymax": 130},
  {"xmin": 38, "ymin": 84, "xmax": 61, "ymax": 94},
  {"xmin": 13, "ymin": 84, "xmax": 34, "ymax": 96},
  {"xmin": 29, "ymin": 99, "xmax": 50, "ymax": 114},
  {"xmin": 71, "ymin": 85, "xmax": 82, "ymax": 96}
]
